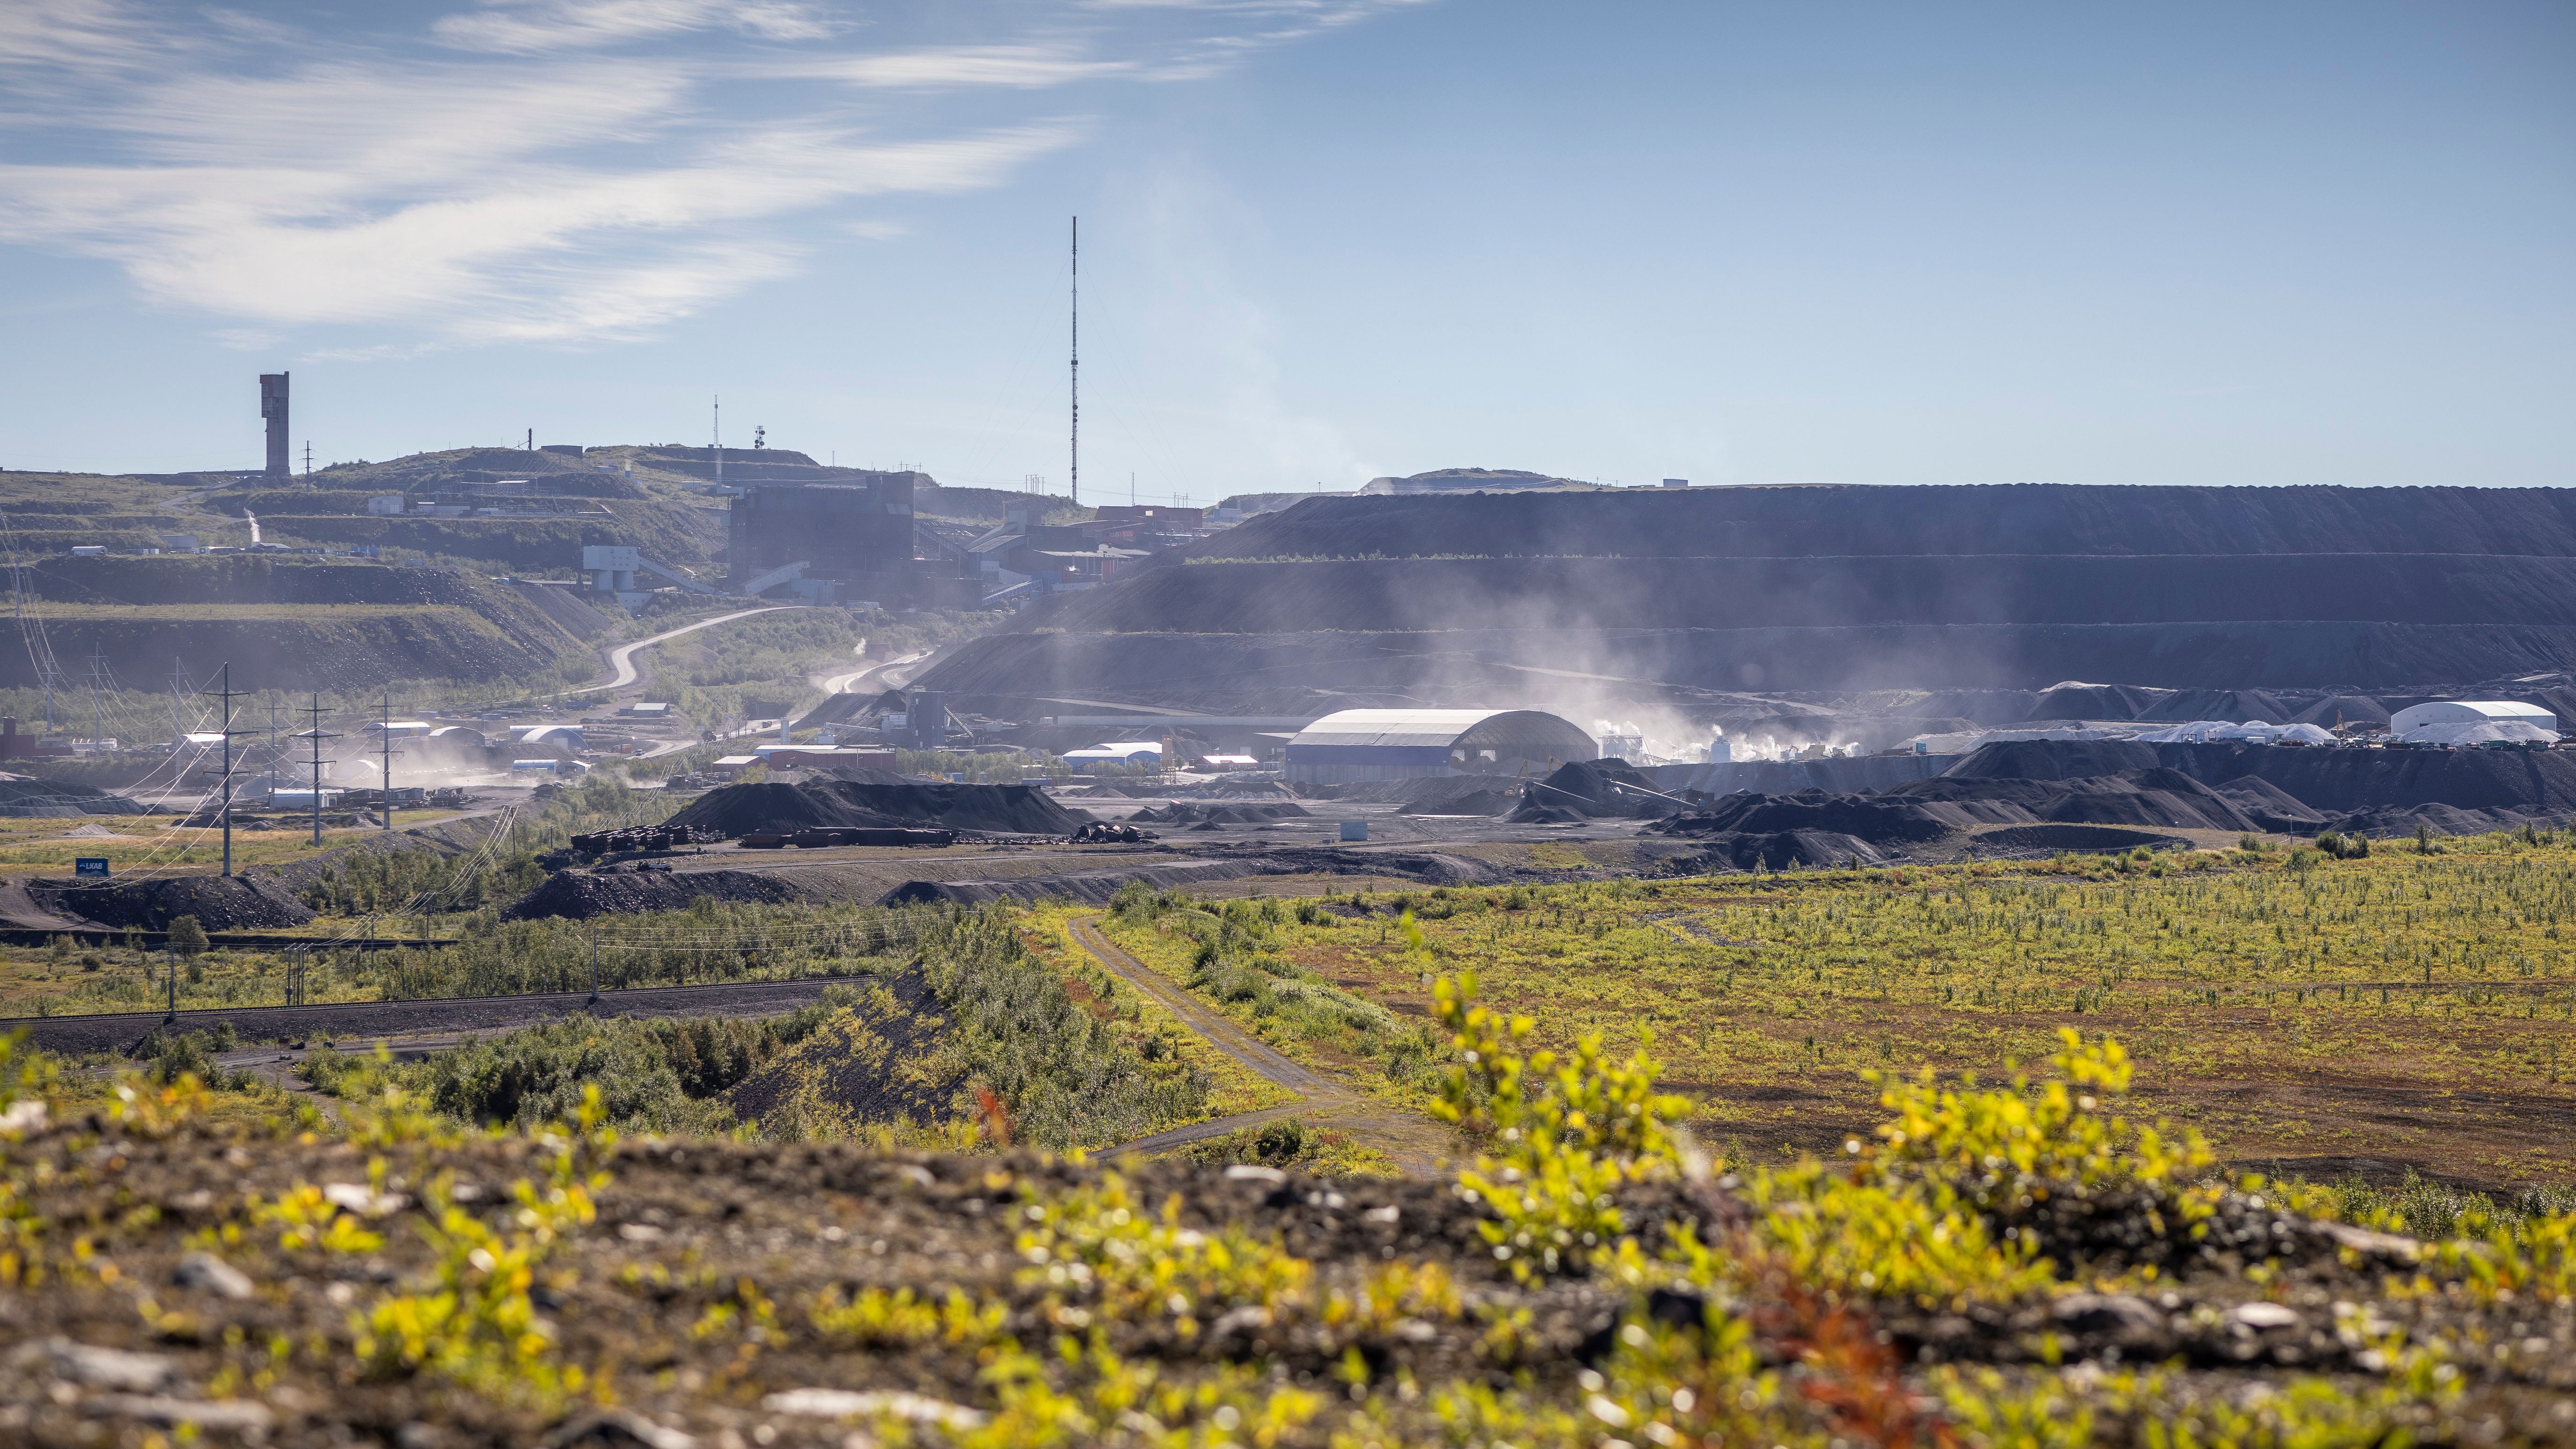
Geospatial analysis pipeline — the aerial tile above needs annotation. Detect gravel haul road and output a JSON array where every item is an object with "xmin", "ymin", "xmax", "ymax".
[
  {"xmin": 567, "ymin": 605, "xmax": 804, "ymax": 696},
  {"xmin": 1067, "ymin": 917, "xmax": 1452, "ymax": 1175}
]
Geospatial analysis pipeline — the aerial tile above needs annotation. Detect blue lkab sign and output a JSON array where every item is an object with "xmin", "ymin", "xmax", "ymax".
[{"xmin": 74, "ymin": 857, "xmax": 108, "ymax": 878}]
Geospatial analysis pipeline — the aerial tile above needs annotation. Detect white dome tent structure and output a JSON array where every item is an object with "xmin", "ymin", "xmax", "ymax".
[
  {"xmin": 2386, "ymin": 701, "xmax": 2558, "ymax": 747},
  {"xmin": 1282, "ymin": 709, "xmax": 1594, "ymax": 785}
]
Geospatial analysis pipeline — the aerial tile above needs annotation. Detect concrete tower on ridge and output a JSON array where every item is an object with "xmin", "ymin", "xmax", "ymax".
[{"xmin": 259, "ymin": 372, "xmax": 289, "ymax": 479}]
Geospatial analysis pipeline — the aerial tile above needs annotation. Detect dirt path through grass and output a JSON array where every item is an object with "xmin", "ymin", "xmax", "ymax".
[{"xmin": 1066, "ymin": 917, "xmax": 1454, "ymax": 1175}]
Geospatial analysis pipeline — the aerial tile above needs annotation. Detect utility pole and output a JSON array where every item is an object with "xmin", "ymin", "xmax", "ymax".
[
  {"xmin": 303, "ymin": 441, "xmax": 311, "ymax": 480},
  {"xmin": 296, "ymin": 695, "xmax": 339, "ymax": 847},
  {"xmin": 379, "ymin": 696, "xmax": 398, "ymax": 830},
  {"xmin": 1069, "ymin": 216, "xmax": 1079, "ymax": 507},
  {"xmin": 214, "ymin": 664, "xmax": 245, "ymax": 877}
]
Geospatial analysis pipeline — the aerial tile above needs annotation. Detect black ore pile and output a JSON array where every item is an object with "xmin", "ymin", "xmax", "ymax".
[
  {"xmin": 1509, "ymin": 759, "xmax": 1682, "ymax": 821},
  {"xmin": 0, "ymin": 776, "xmax": 154, "ymax": 818},
  {"xmin": 1130, "ymin": 801, "xmax": 1310, "ymax": 825},
  {"xmin": 503, "ymin": 868, "xmax": 806, "ymax": 921},
  {"xmin": 666, "ymin": 780, "xmax": 1089, "ymax": 838},
  {"xmin": 1947, "ymin": 739, "xmax": 2576, "ymax": 835},
  {"xmin": 39, "ymin": 873, "xmax": 316, "ymax": 932},
  {"xmin": 1653, "ymin": 769, "xmax": 2262, "ymax": 846}
]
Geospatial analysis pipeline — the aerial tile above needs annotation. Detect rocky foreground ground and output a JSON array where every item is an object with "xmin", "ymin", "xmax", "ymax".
[{"xmin": 3, "ymin": 1097, "xmax": 2573, "ymax": 1449}]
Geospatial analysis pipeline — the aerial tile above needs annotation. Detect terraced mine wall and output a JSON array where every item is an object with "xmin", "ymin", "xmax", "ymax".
[
  {"xmin": 1181, "ymin": 483, "xmax": 2576, "ymax": 561},
  {"xmin": 257, "ymin": 510, "xmax": 718, "ymax": 573},
  {"xmin": 2, "ymin": 555, "xmax": 599, "ymax": 689},
  {"xmin": 918, "ymin": 485, "xmax": 2576, "ymax": 709}
]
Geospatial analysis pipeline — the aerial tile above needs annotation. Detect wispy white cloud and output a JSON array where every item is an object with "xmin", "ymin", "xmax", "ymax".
[
  {"xmin": 814, "ymin": 44, "xmax": 1140, "ymax": 90},
  {"xmin": 0, "ymin": 115, "xmax": 1076, "ymax": 342},
  {"xmin": 0, "ymin": 0, "xmax": 1423, "ymax": 351},
  {"xmin": 0, "ymin": 0, "xmax": 180, "ymax": 74},
  {"xmin": 433, "ymin": 0, "xmax": 835, "ymax": 53}
]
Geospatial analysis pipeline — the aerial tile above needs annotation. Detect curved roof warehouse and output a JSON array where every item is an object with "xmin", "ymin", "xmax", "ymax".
[
  {"xmin": 1283, "ymin": 709, "xmax": 1594, "ymax": 784},
  {"xmin": 2387, "ymin": 700, "xmax": 2558, "ymax": 747}
]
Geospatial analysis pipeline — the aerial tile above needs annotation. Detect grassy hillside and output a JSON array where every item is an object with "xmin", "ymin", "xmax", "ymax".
[
  {"xmin": 1095, "ymin": 830, "xmax": 2576, "ymax": 1190},
  {"xmin": 0, "ymin": 472, "xmax": 235, "ymax": 551},
  {"xmin": 0, "ymin": 602, "xmax": 576, "ymax": 692},
  {"xmin": 8, "ymin": 965, "xmax": 2572, "ymax": 1445},
  {"xmin": 9, "ymin": 802, "xmax": 2576, "ymax": 1442},
  {"xmin": 0, "ymin": 474, "xmax": 620, "ymax": 693}
]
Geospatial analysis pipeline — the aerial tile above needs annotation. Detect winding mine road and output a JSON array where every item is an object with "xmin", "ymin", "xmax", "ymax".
[
  {"xmin": 1067, "ymin": 917, "xmax": 1451, "ymax": 1176},
  {"xmin": 568, "ymin": 606, "xmax": 805, "ymax": 697},
  {"xmin": 820, "ymin": 648, "xmax": 925, "ymax": 699}
]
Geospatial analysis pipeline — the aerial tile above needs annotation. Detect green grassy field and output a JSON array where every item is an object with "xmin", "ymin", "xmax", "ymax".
[
  {"xmin": 113, "ymin": 902, "xmax": 1268, "ymax": 1153},
  {"xmin": 1097, "ymin": 832, "xmax": 2576, "ymax": 1190}
]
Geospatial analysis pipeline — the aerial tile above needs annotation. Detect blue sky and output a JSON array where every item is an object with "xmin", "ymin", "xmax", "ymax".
[{"xmin": 0, "ymin": 0, "xmax": 2568, "ymax": 497}]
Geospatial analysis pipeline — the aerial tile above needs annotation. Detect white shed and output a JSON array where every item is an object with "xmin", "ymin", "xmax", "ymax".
[
  {"xmin": 1282, "ymin": 708, "xmax": 1594, "ymax": 784},
  {"xmin": 2387, "ymin": 700, "xmax": 2557, "ymax": 746},
  {"xmin": 1063, "ymin": 740, "xmax": 1164, "ymax": 772}
]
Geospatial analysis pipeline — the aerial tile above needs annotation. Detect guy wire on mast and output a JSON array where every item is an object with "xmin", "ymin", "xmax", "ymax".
[
  {"xmin": 1070, "ymin": 215, "xmax": 1079, "ymax": 508},
  {"xmin": 5, "ymin": 523, "xmax": 69, "ymax": 735},
  {"xmin": 88, "ymin": 645, "xmax": 107, "ymax": 751}
]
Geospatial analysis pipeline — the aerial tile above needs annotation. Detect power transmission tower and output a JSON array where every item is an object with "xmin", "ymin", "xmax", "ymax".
[
  {"xmin": 295, "ymin": 695, "xmax": 340, "ymax": 847},
  {"xmin": 213, "ymin": 665, "xmax": 249, "ymax": 877}
]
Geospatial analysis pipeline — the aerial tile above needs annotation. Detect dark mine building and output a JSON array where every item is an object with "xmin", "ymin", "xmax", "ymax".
[{"xmin": 725, "ymin": 476, "xmax": 921, "ymax": 603}]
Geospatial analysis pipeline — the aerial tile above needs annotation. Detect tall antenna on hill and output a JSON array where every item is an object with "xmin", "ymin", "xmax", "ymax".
[{"xmin": 1069, "ymin": 216, "xmax": 1079, "ymax": 509}]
